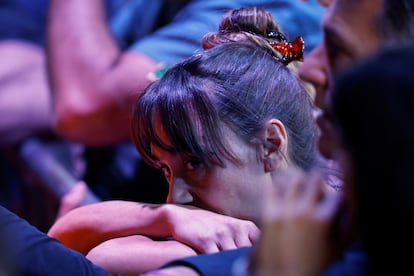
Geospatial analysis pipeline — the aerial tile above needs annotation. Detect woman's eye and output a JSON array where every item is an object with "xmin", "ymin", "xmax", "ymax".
[{"xmin": 184, "ymin": 157, "xmax": 202, "ymax": 171}]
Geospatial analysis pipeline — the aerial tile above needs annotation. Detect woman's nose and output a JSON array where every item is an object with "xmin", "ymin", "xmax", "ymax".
[{"xmin": 166, "ymin": 179, "xmax": 193, "ymax": 204}]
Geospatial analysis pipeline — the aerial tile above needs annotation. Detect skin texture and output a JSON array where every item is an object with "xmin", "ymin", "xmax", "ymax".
[
  {"xmin": 299, "ymin": 0, "xmax": 381, "ymax": 109},
  {"xmin": 86, "ymin": 235, "xmax": 197, "ymax": 276},
  {"xmin": 49, "ymin": 200, "xmax": 260, "ymax": 275},
  {"xmin": 47, "ymin": 0, "xmax": 158, "ymax": 145},
  {"xmin": 298, "ymin": 0, "xmax": 382, "ymax": 159},
  {"xmin": 0, "ymin": 40, "xmax": 51, "ymax": 146},
  {"xmin": 49, "ymin": 200, "xmax": 260, "ymax": 254},
  {"xmin": 152, "ymin": 118, "xmax": 289, "ymax": 223}
]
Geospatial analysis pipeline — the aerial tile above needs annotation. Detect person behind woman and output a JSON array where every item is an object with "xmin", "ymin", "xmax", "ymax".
[
  {"xmin": 250, "ymin": 46, "xmax": 414, "ymax": 275},
  {"xmin": 49, "ymin": 7, "xmax": 326, "ymax": 275}
]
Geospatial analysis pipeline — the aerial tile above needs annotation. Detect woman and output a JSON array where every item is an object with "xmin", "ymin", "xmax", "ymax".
[
  {"xmin": 49, "ymin": 7, "xmax": 324, "ymax": 275},
  {"xmin": 132, "ymin": 44, "xmax": 318, "ymax": 223}
]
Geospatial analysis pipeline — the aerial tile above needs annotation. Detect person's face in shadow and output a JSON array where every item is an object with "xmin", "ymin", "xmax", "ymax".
[
  {"xmin": 149, "ymin": 118, "xmax": 289, "ymax": 223},
  {"xmin": 299, "ymin": 0, "xmax": 382, "ymax": 158},
  {"xmin": 151, "ymin": 109, "xmax": 290, "ymax": 223}
]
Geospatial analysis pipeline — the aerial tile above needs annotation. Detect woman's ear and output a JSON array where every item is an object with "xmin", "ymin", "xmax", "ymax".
[{"xmin": 262, "ymin": 119, "xmax": 288, "ymax": 172}]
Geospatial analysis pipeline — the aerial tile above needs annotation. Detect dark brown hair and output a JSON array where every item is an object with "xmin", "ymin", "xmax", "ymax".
[{"xmin": 131, "ymin": 42, "xmax": 319, "ymax": 171}]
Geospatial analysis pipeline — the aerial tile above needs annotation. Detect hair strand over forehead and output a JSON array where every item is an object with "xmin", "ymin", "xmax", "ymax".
[{"xmin": 132, "ymin": 42, "xmax": 320, "ymax": 171}]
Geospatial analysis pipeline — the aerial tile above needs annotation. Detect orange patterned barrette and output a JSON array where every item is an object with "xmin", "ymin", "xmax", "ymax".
[{"xmin": 268, "ymin": 31, "xmax": 305, "ymax": 65}]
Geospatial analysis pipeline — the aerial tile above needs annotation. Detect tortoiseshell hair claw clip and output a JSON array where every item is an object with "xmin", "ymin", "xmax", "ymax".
[{"xmin": 267, "ymin": 31, "xmax": 305, "ymax": 65}]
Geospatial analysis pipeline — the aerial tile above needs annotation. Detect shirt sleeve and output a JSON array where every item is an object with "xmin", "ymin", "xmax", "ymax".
[{"xmin": 0, "ymin": 206, "xmax": 111, "ymax": 276}]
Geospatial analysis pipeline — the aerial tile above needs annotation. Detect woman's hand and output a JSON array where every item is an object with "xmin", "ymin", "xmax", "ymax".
[{"xmin": 162, "ymin": 204, "xmax": 260, "ymax": 254}]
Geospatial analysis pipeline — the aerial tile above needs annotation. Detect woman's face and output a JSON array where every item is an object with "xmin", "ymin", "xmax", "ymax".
[{"xmin": 150, "ymin": 124, "xmax": 273, "ymax": 223}]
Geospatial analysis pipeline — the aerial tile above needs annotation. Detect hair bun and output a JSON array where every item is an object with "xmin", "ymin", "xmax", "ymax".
[{"xmin": 201, "ymin": 7, "xmax": 284, "ymax": 50}]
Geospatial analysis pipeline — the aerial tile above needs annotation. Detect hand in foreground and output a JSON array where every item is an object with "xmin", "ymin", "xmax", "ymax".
[
  {"xmin": 163, "ymin": 204, "xmax": 260, "ymax": 254},
  {"xmin": 249, "ymin": 168, "xmax": 342, "ymax": 276}
]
